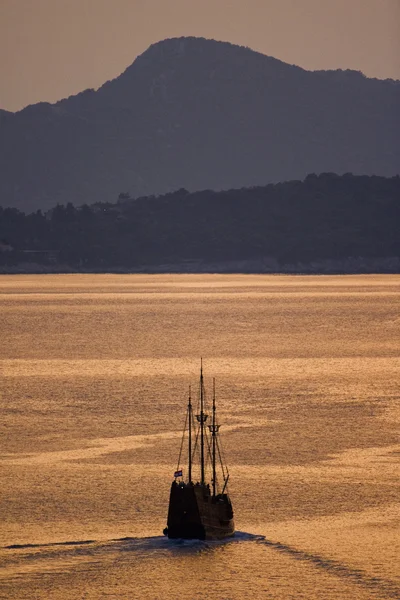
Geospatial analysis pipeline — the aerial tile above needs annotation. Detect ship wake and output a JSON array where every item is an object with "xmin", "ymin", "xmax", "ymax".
[{"xmin": 259, "ymin": 539, "xmax": 400, "ymax": 600}]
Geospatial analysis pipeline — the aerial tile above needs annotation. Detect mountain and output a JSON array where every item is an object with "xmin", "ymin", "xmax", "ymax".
[{"xmin": 1, "ymin": 37, "xmax": 399, "ymax": 212}]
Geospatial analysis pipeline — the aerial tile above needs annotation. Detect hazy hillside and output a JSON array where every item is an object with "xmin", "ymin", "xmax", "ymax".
[
  {"xmin": 1, "ymin": 37, "xmax": 399, "ymax": 212},
  {"xmin": 1, "ymin": 173, "xmax": 399, "ymax": 273}
]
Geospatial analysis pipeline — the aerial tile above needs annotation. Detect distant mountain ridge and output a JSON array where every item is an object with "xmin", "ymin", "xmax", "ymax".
[{"xmin": 1, "ymin": 36, "xmax": 399, "ymax": 212}]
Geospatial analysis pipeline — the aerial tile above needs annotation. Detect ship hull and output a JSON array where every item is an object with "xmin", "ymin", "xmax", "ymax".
[{"xmin": 164, "ymin": 481, "xmax": 235, "ymax": 540}]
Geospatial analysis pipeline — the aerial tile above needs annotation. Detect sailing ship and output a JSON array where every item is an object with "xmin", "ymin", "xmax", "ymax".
[{"xmin": 163, "ymin": 361, "xmax": 235, "ymax": 540}]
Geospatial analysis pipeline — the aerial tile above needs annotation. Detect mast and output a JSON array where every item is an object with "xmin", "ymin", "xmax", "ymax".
[
  {"xmin": 212, "ymin": 378, "xmax": 217, "ymax": 497},
  {"xmin": 200, "ymin": 358, "xmax": 205, "ymax": 485},
  {"xmin": 208, "ymin": 378, "xmax": 221, "ymax": 497},
  {"xmin": 195, "ymin": 358, "xmax": 208, "ymax": 486},
  {"xmin": 188, "ymin": 385, "xmax": 192, "ymax": 484}
]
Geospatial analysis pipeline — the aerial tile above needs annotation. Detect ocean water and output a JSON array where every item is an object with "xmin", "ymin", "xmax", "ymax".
[{"xmin": 0, "ymin": 274, "xmax": 399, "ymax": 599}]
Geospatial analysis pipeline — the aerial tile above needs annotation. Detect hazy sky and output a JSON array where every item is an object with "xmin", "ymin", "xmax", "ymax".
[{"xmin": 1, "ymin": 0, "xmax": 399, "ymax": 112}]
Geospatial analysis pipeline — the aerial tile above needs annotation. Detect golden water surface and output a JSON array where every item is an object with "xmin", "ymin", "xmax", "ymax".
[{"xmin": 0, "ymin": 274, "xmax": 399, "ymax": 599}]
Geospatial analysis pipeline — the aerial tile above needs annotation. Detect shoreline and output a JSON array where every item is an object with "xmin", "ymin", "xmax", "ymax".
[{"xmin": 1, "ymin": 257, "xmax": 399, "ymax": 276}]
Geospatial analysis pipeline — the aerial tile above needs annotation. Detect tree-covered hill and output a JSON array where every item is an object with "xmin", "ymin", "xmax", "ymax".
[{"xmin": 0, "ymin": 173, "xmax": 399, "ymax": 273}]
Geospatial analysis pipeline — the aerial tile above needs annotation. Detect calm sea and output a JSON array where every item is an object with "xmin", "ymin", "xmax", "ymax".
[{"xmin": 0, "ymin": 274, "xmax": 399, "ymax": 599}]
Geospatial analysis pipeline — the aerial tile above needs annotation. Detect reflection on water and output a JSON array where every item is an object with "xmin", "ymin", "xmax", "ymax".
[{"xmin": 0, "ymin": 274, "xmax": 399, "ymax": 599}]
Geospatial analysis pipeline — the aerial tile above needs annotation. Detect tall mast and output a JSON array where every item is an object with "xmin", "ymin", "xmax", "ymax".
[
  {"xmin": 196, "ymin": 358, "xmax": 208, "ymax": 486},
  {"xmin": 200, "ymin": 358, "xmax": 205, "ymax": 485},
  {"xmin": 188, "ymin": 385, "xmax": 192, "ymax": 484},
  {"xmin": 212, "ymin": 378, "xmax": 217, "ymax": 497},
  {"xmin": 207, "ymin": 378, "xmax": 220, "ymax": 497}
]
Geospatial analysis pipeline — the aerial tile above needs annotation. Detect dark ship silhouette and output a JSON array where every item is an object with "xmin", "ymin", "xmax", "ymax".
[{"xmin": 163, "ymin": 361, "xmax": 235, "ymax": 540}]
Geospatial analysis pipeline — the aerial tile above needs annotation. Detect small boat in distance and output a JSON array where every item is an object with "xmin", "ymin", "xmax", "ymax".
[{"xmin": 163, "ymin": 361, "xmax": 235, "ymax": 540}]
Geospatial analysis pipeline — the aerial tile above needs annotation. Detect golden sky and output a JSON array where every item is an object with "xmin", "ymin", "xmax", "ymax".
[{"xmin": 1, "ymin": 0, "xmax": 399, "ymax": 111}]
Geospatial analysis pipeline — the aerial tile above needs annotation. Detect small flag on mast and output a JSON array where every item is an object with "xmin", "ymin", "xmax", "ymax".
[{"xmin": 174, "ymin": 469, "xmax": 183, "ymax": 478}]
